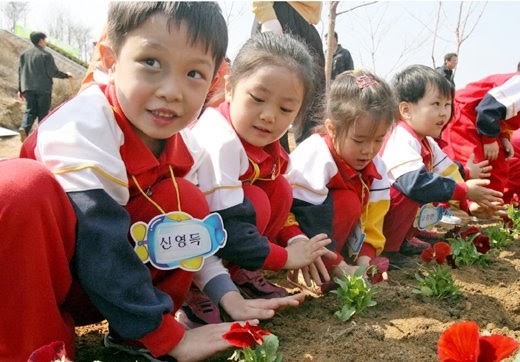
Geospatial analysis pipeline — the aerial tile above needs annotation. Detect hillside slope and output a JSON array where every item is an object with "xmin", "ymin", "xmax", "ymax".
[{"xmin": 0, "ymin": 29, "xmax": 86, "ymax": 132}]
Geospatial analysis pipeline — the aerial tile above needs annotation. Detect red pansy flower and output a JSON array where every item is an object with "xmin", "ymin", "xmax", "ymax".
[
  {"xmin": 28, "ymin": 341, "xmax": 69, "ymax": 362},
  {"xmin": 368, "ymin": 257, "xmax": 389, "ymax": 284},
  {"xmin": 438, "ymin": 321, "xmax": 519, "ymax": 362},
  {"xmin": 479, "ymin": 335, "xmax": 520, "ymax": 362},
  {"xmin": 223, "ymin": 322, "xmax": 271, "ymax": 348},
  {"xmin": 433, "ymin": 242, "xmax": 451, "ymax": 264},
  {"xmin": 420, "ymin": 242, "xmax": 451, "ymax": 264},
  {"xmin": 472, "ymin": 234, "xmax": 491, "ymax": 254},
  {"xmin": 460, "ymin": 226, "xmax": 481, "ymax": 238}
]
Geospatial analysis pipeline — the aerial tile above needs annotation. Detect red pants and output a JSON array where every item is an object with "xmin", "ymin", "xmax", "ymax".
[
  {"xmin": 329, "ymin": 188, "xmax": 362, "ymax": 263},
  {"xmin": 243, "ymin": 176, "xmax": 293, "ymax": 242},
  {"xmin": 442, "ymin": 107, "xmax": 509, "ymax": 194},
  {"xmin": 383, "ymin": 187, "xmax": 421, "ymax": 252},
  {"xmin": 0, "ymin": 158, "xmax": 207, "ymax": 361}
]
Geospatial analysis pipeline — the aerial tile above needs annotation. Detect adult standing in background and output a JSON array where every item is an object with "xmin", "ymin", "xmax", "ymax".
[
  {"xmin": 18, "ymin": 31, "xmax": 72, "ymax": 141},
  {"xmin": 325, "ymin": 31, "xmax": 354, "ymax": 80},
  {"xmin": 435, "ymin": 52, "xmax": 458, "ymax": 88},
  {"xmin": 251, "ymin": 1, "xmax": 324, "ymax": 151}
]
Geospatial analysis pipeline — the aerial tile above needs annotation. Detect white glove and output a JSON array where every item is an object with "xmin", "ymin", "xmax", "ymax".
[{"xmin": 261, "ymin": 19, "xmax": 283, "ymax": 34}]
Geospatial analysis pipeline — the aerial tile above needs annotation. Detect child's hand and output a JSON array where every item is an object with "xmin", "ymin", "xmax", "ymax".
[
  {"xmin": 331, "ymin": 260, "xmax": 359, "ymax": 280},
  {"xmin": 465, "ymin": 179, "xmax": 503, "ymax": 208},
  {"xmin": 502, "ymin": 138, "xmax": 514, "ymax": 160},
  {"xmin": 469, "ymin": 201, "xmax": 507, "ymax": 220},
  {"xmin": 483, "ymin": 141, "xmax": 499, "ymax": 160},
  {"xmin": 169, "ymin": 320, "xmax": 260, "ymax": 362},
  {"xmin": 466, "ymin": 153, "xmax": 492, "ymax": 179},
  {"xmin": 284, "ymin": 233, "xmax": 333, "ymax": 271},
  {"xmin": 220, "ymin": 291, "xmax": 304, "ymax": 321},
  {"xmin": 356, "ymin": 256, "xmax": 389, "ymax": 283}
]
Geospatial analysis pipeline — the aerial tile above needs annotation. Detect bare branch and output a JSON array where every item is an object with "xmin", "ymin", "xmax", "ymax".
[
  {"xmin": 337, "ymin": 1, "xmax": 378, "ymax": 16},
  {"xmin": 325, "ymin": 1, "xmax": 339, "ymax": 92},
  {"xmin": 431, "ymin": 2, "xmax": 442, "ymax": 68}
]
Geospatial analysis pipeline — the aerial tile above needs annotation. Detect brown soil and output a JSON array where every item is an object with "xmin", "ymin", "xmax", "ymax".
[{"xmin": 73, "ymin": 213, "xmax": 520, "ymax": 362}]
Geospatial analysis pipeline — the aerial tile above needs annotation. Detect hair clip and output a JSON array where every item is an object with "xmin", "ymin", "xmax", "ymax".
[{"xmin": 355, "ymin": 74, "xmax": 378, "ymax": 89}]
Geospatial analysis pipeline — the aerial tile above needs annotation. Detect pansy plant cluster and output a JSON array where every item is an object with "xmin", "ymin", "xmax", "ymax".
[
  {"xmin": 414, "ymin": 242, "xmax": 461, "ymax": 300},
  {"xmin": 445, "ymin": 226, "xmax": 492, "ymax": 267}
]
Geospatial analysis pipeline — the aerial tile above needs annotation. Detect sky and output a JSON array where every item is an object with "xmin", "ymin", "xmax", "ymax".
[{"xmin": 16, "ymin": 1, "xmax": 519, "ymax": 90}]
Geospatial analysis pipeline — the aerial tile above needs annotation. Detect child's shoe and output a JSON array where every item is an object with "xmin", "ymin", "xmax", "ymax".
[
  {"xmin": 414, "ymin": 229, "xmax": 444, "ymax": 240},
  {"xmin": 232, "ymin": 268, "xmax": 289, "ymax": 299},
  {"xmin": 380, "ymin": 251, "xmax": 412, "ymax": 270},
  {"xmin": 179, "ymin": 288, "xmax": 223, "ymax": 328},
  {"xmin": 440, "ymin": 209, "xmax": 462, "ymax": 225},
  {"xmin": 399, "ymin": 237, "xmax": 430, "ymax": 256},
  {"xmin": 104, "ymin": 333, "xmax": 176, "ymax": 362}
]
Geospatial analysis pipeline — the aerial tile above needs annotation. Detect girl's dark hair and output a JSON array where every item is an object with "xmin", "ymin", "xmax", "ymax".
[
  {"xmin": 393, "ymin": 64, "xmax": 454, "ymax": 103},
  {"xmin": 322, "ymin": 70, "xmax": 396, "ymax": 146},
  {"xmin": 106, "ymin": 2, "xmax": 228, "ymax": 74},
  {"xmin": 228, "ymin": 32, "xmax": 316, "ymax": 127}
]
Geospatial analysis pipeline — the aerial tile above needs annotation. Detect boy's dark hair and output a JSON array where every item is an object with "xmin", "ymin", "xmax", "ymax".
[
  {"xmin": 30, "ymin": 31, "xmax": 46, "ymax": 46},
  {"xmin": 393, "ymin": 64, "xmax": 453, "ymax": 104},
  {"xmin": 444, "ymin": 53, "xmax": 458, "ymax": 63},
  {"xmin": 106, "ymin": 2, "xmax": 228, "ymax": 74},
  {"xmin": 229, "ymin": 32, "xmax": 316, "ymax": 127},
  {"xmin": 325, "ymin": 32, "xmax": 338, "ymax": 41}
]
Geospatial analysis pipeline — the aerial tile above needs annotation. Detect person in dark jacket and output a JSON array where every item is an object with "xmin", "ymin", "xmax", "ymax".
[
  {"xmin": 435, "ymin": 52, "xmax": 458, "ymax": 88},
  {"xmin": 18, "ymin": 31, "xmax": 72, "ymax": 140},
  {"xmin": 325, "ymin": 31, "xmax": 354, "ymax": 80}
]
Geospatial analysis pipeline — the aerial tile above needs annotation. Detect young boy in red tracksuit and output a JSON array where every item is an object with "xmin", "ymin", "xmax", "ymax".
[
  {"xmin": 0, "ymin": 3, "xmax": 302, "ymax": 361},
  {"xmin": 380, "ymin": 65, "xmax": 503, "ymax": 265},
  {"xmin": 442, "ymin": 72, "xmax": 520, "ymax": 210}
]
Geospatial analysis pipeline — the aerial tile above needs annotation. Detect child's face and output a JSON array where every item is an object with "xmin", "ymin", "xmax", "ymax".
[
  {"xmin": 328, "ymin": 118, "xmax": 389, "ymax": 171},
  {"xmin": 402, "ymin": 85, "xmax": 452, "ymax": 139},
  {"xmin": 225, "ymin": 64, "xmax": 304, "ymax": 148},
  {"xmin": 107, "ymin": 14, "xmax": 216, "ymax": 149}
]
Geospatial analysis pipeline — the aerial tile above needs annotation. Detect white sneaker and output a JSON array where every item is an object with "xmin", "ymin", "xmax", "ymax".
[{"xmin": 440, "ymin": 209, "xmax": 461, "ymax": 225}]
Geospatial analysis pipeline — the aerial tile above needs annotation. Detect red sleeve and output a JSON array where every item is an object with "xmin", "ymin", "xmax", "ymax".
[
  {"xmin": 463, "ymin": 166, "xmax": 471, "ymax": 180},
  {"xmin": 262, "ymin": 242, "xmax": 288, "ymax": 271},
  {"xmin": 276, "ymin": 224, "xmax": 305, "ymax": 246},
  {"xmin": 452, "ymin": 182, "xmax": 468, "ymax": 201},
  {"xmin": 359, "ymin": 243, "xmax": 376, "ymax": 259},
  {"xmin": 139, "ymin": 314, "xmax": 185, "ymax": 357},
  {"xmin": 481, "ymin": 135, "xmax": 498, "ymax": 144},
  {"xmin": 323, "ymin": 252, "xmax": 343, "ymax": 271}
]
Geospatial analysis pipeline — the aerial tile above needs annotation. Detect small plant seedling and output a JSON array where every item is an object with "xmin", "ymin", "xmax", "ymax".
[
  {"xmin": 332, "ymin": 267, "xmax": 377, "ymax": 322},
  {"xmin": 414, "ymin": 264, "xmax": 461, "ymax": 300},
  {"xmin": 485, "ymin": 224, "xmax": 514, "ymax": 250}
]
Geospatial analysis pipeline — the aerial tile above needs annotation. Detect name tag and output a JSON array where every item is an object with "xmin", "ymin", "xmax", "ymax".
[
  {"xmin": 347, "ymin": 221, "xmax": 366, "ymax": 258},
  {"xmin": 415, "ymin": 204, "xmax": 443, "ymax": 230},
  {"xmin": 131, "ymin": 211, "xmax": 227, "ymax": 271}
]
